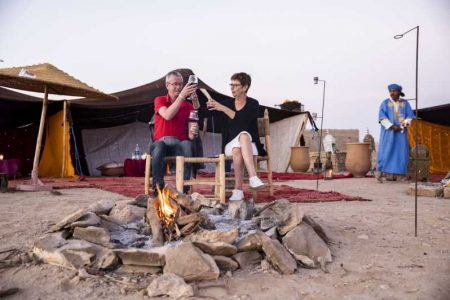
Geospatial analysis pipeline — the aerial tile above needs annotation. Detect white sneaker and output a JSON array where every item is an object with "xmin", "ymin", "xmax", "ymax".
[
  {"xmin": 229, "ymin": 189, "xmax": 244, "ymax": 201},
  {"xmin": 249, "ymin": 176, "xmax": 265, "ymax": 190}
]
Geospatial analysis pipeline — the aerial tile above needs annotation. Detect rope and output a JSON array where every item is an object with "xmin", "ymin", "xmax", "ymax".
[{"xmin": 70, "ymin": 125, "xmax": 84, "ymax": 177}]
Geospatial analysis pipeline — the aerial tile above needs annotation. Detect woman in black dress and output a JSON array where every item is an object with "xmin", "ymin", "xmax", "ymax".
[{"xmin": 206, "ymin": 72, "xmax": 265, "ymax": 201}]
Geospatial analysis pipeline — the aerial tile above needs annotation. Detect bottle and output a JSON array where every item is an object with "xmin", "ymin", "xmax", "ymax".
[{"xmin": 134, "ymin": 144, "xmax": 141, "ymax": 160}]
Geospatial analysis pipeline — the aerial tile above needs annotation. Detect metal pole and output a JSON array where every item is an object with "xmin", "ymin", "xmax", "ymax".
[
  {"xmin": 414, "ymin": 26, "xmax": 419, "ymax": 237},
  {"xmin": 316, "ymin": 80, "xmax": 326, "ymax": 190}
]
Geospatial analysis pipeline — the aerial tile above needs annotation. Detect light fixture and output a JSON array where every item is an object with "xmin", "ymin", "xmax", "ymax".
[
  {"xmin": 0, "ymin": 154, "xmax": 3, "ymax": 160},
  {"xmin": 394, "ymin": 26, "xmax": 420, "ymax": 237},
  {"xmin": 313, "ymin": 76, "xmax": 326, "ymax": 189},
  {"xmin": 324, "ymin": 152, "xmax": 333, "ymax": 180}
]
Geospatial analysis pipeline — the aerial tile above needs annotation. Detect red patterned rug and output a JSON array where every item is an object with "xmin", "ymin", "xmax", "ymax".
[{"xmin": 10, "ymin": 176, "xmax": 369, "ymax": 203}]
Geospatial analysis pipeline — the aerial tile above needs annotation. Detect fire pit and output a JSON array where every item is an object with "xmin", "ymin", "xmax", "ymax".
[{"xmin": 32, "ymin": 185, "xmax": 333, "ymax": 297}]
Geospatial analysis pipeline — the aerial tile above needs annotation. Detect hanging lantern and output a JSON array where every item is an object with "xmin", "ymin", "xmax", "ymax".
[{"xmin": 324, "ymin": 152, "xmax": 333, "ymax": 180}]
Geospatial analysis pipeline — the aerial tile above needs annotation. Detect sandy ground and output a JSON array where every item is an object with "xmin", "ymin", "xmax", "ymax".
[{"xmin": 0, "ymin": 178, "xmax": 449, "ymax": 300}]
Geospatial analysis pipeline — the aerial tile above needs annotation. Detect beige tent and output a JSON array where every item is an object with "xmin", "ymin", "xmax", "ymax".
[{"xmin": 0, "ymin": 63, "xmax": 117, "ymax": 190}]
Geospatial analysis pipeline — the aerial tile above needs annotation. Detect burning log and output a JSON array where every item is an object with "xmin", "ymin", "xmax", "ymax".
[
  {"xmin": 180, "ymin": 222, "xmax": 199, "ymax": 236},
  {"xmin": 165, "ymin": 186, "xmax": 198, "ymax": 213},
  {"xmin": 145, "ymin": 197, "xmax": 164, "ymax": 247},
  {"xmin": 176, "ymin": 213, "xmax": 203, "ymax": 226}
]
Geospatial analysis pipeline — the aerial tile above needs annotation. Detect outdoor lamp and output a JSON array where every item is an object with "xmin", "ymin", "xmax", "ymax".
[
  {"xmin": 324, "ymin": 152, "xmax": 333, "ymax": 180},
  {"xmin": 313, "ymin": 76, "xmax": 326, "ymax": 189},
  {"xmin": 0, "ymin": 154, "xmax": 3, "ymax": 160},
  {"xmin": 394, "ymin": 26, "xmax": 420, "ymax": 237}
]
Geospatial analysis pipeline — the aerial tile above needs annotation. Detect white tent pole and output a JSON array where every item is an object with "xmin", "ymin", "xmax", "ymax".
[
  {"xmin": 62, "ymin": 100, "xmax": 67, "ymax": 178},
  {"xmin": 31, "ymin": 85, "xmax": 48, "ymax": 185}
]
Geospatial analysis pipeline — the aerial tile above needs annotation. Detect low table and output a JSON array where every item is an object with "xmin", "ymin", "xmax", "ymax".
[{"xmin": 124, "ymin": 159, "xmax": 146, "ymax": 177}]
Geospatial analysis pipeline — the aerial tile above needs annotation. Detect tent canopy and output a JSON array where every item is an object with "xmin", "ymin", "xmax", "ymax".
[{"xmin": 416, "ymin": 103, "xmax": 450, "ymax": 126}]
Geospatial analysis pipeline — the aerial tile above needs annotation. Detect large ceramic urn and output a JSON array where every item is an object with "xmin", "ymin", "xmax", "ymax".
[
  {"xmin": 290, "ymin": 146, "xmax": 310, "ymax": 172},
  {"xmin": 345, "ymin": 143, "xmax": 371, "ymax": 177}
]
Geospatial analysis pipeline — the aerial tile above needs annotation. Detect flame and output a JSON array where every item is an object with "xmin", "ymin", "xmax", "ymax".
[{"xmin": 155, "ymin": 185, "xmax": 178, "ymax": 225}]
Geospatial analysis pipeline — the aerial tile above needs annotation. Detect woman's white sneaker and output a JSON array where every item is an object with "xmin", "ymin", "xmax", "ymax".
[
  {"xmin": 229, "ymin": 189, "xmax": 244, "ymax": 201},
  {"xmin": 249, "ymin": 176, "xmax": 265, "ymax": 190}
]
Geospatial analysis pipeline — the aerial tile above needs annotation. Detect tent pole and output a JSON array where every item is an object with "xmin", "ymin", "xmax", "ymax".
[
  {"xmin": 31, "ymin": 85, "xmax": 48, "ymax": 185},
  {"xmin": 62, "ymin": 100, "xmax": 67, "ymax": 178}
]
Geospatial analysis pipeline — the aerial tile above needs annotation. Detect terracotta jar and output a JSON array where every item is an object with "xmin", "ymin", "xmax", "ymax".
[
  {"xmin": 345, "ymin": 143, "xmax": 371, "ymax": 177},
  {"xmin": 290, "ymin": 146, "xmax": 310, "ymax": 172}
]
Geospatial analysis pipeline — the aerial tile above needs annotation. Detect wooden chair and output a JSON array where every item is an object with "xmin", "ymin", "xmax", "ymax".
[
  {"xmin": 225, "ymin": 109, "xmax": 273, "ymax": 199},
  {"xmin": 144, "ymin": 154, "xmax": 226, "ymax": 203}
]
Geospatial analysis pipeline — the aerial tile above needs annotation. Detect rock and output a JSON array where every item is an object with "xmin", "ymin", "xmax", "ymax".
[
  {"xmin": 93, "ymin": 248, "xmax": 119, "ymax": 269},
  {"xmin": 114, "ymin": 249, "xmax": 165, "ymax": 267},
  {"xmin": 199, "ymin": 214, "xmax": 217, "ymax": 230},
  {"xmin": 236, "ymin": 231, "xmax": 266, "ymax": 252},
  {"xmin": 33, "ymin": 235, "xmax": 117, "ymax": 270},
  {"xmin": 232, "ymin": 251, "xmax": 262, "ymax": 269},
  {"xmin": 70, "ymin": 212, "xmax": 101, "ymax": 228},
  {"xmin": 33, "ymin": 238, "xmax": 96, "ymax": 269},
  {"xmin": 73, "ymin": 226, "xmax": 113, "ymax": 248},
  {"xmin": 33, "ymin": 231, "xmax": 69, "ymax": 251},
  {"xmin": 277, "ymin": 205, "xmax": 305, "ymax": 236},
  {"xmin": 408, "ymin": 183, "xmax": 444, "ymax": 198},
  {"xmin": 261, "ymin": 236, "xmax": 297, "ymax": 274},
  {"xmin": 147, "ymin": 273, "xmax": 194, "ymax": 298},
  {"xmin": 443, "ymin": 187, "xmax": 450, "ymax": 199},
  {"xmin": 228, "ymin": 199, "xmax": 254, "ymax": 220},
  {"xmin": 264, "ymin": 227, "xmax": 278, "ymax": 240},
  {"xmin": 116, "ymin": 264, "xmax": 162, "ymax": 274},
  {"xmin": 213, "ymin": 255, "xmax": 239, "ymax": 271},
  {"xmin": 48, "ymin": 209, "xmax": 87, "ymax": 232},
  {"xmin": 108, "ymin": 203, "xmax": 146, "ymax": 225},
  {"xmin": 98, "ymin": 217, "xmax": 124, "ymax": 232},
  {"xmin": 185, "ymin": 228, "xmax": 239, "ymax": 245},
  {"xmin": 130, "ymin": 194, "xmax": 149, "ymax": 208},
  {"xmin": 282, "ymin": 223, "xmax": 332, "ymax": 271},
  {"xmin": 256, "ymin": 199, "xmax": 291, "ymax": 230},
  {"xmin": 193, "ymin": 241, "xmax": 237, "ymax": 256},
  {"xmin": 163, "ymin": 242, "xmax": 220, "ymax": 282},
  {"xmin": 191, "ymin": 192, "xmax": 220, "ymax": 209},
  {"xmin": 87, "ymin": 199, "xmax": 115, "ymax": 215},
  {"xmin": 302, "ymin": 215, "xmax": 330, "ymax": 244}
]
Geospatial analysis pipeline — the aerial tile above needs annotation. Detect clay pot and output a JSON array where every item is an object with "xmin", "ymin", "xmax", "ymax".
[
  {"xmin": 345, "ymin": 143, "xmax": 371, "ymax": 177},
  {"xmin": 290, "ymin": 146, "xmax": 310, "ymax": 172}
]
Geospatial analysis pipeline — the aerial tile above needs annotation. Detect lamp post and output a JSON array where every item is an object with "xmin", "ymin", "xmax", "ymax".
[
  {"xmin": 314, "ymin": 76, "xmax": 326, "ymax": 190},
  {"xmin": 394, "ymin": 26, "xmax": 419, "ymax": 237}
]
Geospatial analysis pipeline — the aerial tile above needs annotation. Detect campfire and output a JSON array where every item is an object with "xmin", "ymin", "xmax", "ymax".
[
  {"xmin": 147, "ymin": 185, "xmax": 205, "ymax": 245},
  {"xmin": 32, "ymin": 183, "xmax": 334, "ymax": 297}
]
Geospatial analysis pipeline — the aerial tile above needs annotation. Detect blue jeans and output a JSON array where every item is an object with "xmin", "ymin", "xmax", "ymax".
[{"xmin": 150, "ymin": 137, "xmax": 193, "ymax": 193}]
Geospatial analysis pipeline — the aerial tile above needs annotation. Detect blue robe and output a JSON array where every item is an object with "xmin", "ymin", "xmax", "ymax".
[{"xmin": 377, "ymin": 98, "xmax": 414, "ymax": 175}]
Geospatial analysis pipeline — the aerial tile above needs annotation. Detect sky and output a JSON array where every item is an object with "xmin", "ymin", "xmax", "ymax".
[{"xmin": 1, "ymin": 0, "xmax": 449, "ymax": 141}]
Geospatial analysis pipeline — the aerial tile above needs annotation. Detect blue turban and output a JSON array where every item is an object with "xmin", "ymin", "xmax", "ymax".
[{"xmin": 388, "ymin": 83, "xmax": 405, "ymax": 96}]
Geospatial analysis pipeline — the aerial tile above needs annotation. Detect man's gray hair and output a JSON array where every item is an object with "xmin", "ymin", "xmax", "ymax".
[{"xmin": 165, "ymin": 70, "xmax": 183, "ymax": 84}]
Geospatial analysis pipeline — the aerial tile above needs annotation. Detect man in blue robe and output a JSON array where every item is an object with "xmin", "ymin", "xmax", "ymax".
[{"xmin": 376, "ymin": 84, "xmax": 414, "ymax": 182}]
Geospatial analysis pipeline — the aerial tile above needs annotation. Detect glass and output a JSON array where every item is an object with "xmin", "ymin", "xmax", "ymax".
[
  {"xmin": 188, "ymin": 75, "xmax": 198, "ymax": 85},
  {"xmin": 229, "ymin": 83, "xmax": 241, "ymax": 88},
  {"xmin": 167, "ymin": 82, "xmax": 183, "ymax": 87},
  {"xmin": 188, "ymin": 110, "xmax": 199, "ymax": 138}
]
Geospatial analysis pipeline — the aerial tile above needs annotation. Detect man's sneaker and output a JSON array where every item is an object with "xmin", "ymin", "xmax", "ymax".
[
  {"xmin": 249, "ymin": 176, "xmax": 265, "ymax": 190},
  {"xmin": 229, "ymin": 189, "xmax": 244, "ymax": 201}
]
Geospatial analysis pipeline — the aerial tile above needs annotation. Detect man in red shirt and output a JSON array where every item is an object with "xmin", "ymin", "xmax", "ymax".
[{"xmin": 151, "ymin": 70, "xmax": 198, "ymax": 193}]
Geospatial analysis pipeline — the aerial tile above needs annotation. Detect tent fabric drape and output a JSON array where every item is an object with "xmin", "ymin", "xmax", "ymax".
[
  {"xmin": 38, "ymin": 110, "xmax": 76, "ymax": 177},
  {"xmin": 408, "ymin": 119, "xmax": 450, "ymax": 175}
]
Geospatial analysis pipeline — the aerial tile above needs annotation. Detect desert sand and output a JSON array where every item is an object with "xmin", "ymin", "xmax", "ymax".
[{"xmin": 0, "ymin": 178, "xmax": 449, "ymax": 300}]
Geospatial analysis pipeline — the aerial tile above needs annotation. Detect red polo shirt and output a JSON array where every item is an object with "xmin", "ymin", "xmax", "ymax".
[{"xmin": 153, "ymin": 95, "xmax": 193, "ymax": 141}]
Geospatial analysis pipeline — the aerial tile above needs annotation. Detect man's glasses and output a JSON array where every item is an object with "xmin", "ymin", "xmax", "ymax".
[
  {"xmin": 229, "ymin": 83, "xmax": 242, "ymax": 88},
  {"xmin": 167, "ymin": 82, "xmax": 183, "ymax": 87}
]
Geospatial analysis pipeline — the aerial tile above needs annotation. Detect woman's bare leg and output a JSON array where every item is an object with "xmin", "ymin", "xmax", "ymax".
[
  {"xmin": 239, "ymin": 133, "xmax": 257, "ymax": 178},
  {"xmin": 232, "ymin": 147, "xmax": 245, "ymax": 190}
]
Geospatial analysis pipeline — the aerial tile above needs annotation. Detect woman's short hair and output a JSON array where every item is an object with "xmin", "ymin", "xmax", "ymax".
[{"xmin": 231, "ymin": 72, "xmax": 251, "ymax": 92}]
